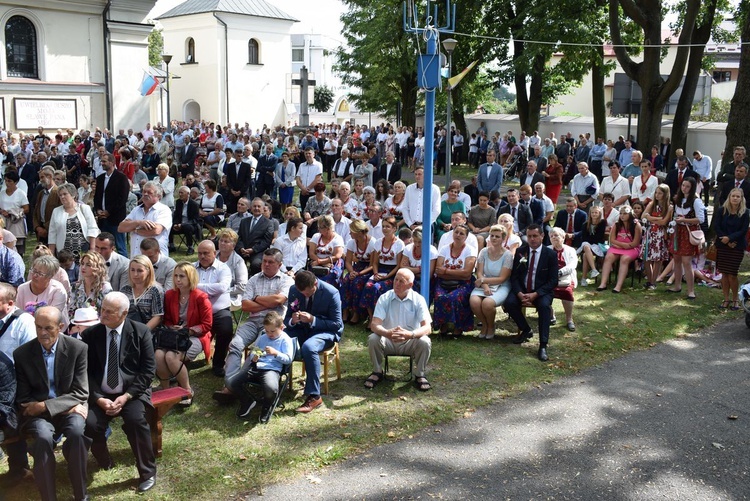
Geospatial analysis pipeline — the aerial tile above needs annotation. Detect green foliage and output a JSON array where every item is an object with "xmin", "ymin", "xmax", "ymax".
[
  {"xmin": 493, "ymin": 86, "xmax": 516, "ymax": 102},
  {"xmin": 148, "ymin": 29, "xmax": 164, "ymax": 68},
  {"xmin": 313, "ymin": 85, "xmax": 335, "ymax": 113},
  {"xmin": 691, "ymin": 97, "xmax": 732, "ymax": 122}
]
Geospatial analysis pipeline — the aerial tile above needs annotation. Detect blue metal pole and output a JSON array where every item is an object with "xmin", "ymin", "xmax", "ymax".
[{"xmin": 420, "ymin": 30, "xmax": 437, "ymax": 300}]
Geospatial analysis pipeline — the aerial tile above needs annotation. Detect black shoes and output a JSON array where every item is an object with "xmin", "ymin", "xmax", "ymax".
[
  {"xmin": 236, "ymin": 399, "xmax": 256, "ymax": 419},
  {"xmin": 538, "ymin": 347, "xmax": 549, "ymax": 362},
  {"xmin": 513, "ymin": 331, "xmax": 533, "ymax": 344},
  {"xmin": 259, "ymin": 405, "xmax": 272, "ymax": 424},
  {"xmin": 137, "ymin": 476, "xmax": 156, "ymax": 493}
]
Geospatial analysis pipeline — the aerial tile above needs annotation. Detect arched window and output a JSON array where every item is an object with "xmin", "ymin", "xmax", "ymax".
[
  {"xmin": 5, "ymin": 15, "xmax": 38, "ymax": 78},
  {"xmin": 248, "ymin": 39, "xmax": 259, "ymax": 65},
  {"xmin": 186, "ymin": 37, "xmax": 195, "ymax": 63}
]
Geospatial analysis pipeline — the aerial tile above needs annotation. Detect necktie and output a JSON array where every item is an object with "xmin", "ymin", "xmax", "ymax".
[
  {"xmin": 736, "ymin": 180, "xmax": 741, "ymax": 188},
  {"xmin": 107, "ymin": 330, "xmax": 119, "ymax": 389},
  {"xmin": 567, "ymin": 214, "xmax": 574, "ymax": 233},
  {"xmin": 250, "ymin": 217, "xmax": 257, "ymax": 230},
  {"xmin": 526, "ymin": 250, "xmax": 536, "ymax": 291},
  {"xmin": 0, "ymin": 319, "xmax": 4, "ymax": 332},
  {"xmin": 678, "ymin": 170, "xmax": 684, "ymax": 186},
  {"xmin": 511, "ymin": 206, "xmax": 516, "ymax": 219}
]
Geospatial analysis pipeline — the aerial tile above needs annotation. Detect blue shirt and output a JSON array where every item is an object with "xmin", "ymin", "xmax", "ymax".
[
  {"xmin": 254, "ymin": 331, "xmax": 294, "ymax": 373},
  {"xmin": 0, "ymin": 246, "xmax": 25, "ymax": 287},
  {"xmin": 42, "ymin": 339, "xmax": 59, "ymax": 399},
  {"xmin": 590, "ymin": 142, "xmax": 607, "ymax": 162}
]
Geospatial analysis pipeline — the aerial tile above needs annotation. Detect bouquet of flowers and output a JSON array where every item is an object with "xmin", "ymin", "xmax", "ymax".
[{"xmin": 24, "ymin": 301, "xmax": 47, "ymax": 314}]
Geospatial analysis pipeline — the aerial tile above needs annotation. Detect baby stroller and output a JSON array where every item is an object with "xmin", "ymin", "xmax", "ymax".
[
  {"xmin": 504, "ymin": 150, "xmax": 527, "ymax": 181},
  {"xmin": 739, "ymin": 280, "xmax": 750, "ymax": 328}
]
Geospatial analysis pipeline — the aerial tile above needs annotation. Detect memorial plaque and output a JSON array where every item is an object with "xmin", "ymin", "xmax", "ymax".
[{"xmin": 14, "ymin": 99, "xmax": 77, "ymax": 129}]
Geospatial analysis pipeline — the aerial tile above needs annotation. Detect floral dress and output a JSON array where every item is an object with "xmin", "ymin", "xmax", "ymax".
[
  {"xmin": 360, "ymin": 237, "xmax": 405, "ymax": 311},
  {"xmin": 310, "ymin": 232, "xmax": 345, "ymax": 286},
  {"xmin": 643, "ymin": 205, "xmax": 670, "ymax": 262},
  {"xmin": 433, "ymin": 244, "xmax": 477, "ymax": 331},
  {"xmin": 67, "ymin": 281, "xmax": 113, "ymax": 322},
  {"xmin": 341, "ymin": 237, "xmax": 375, "ymax": 315}
]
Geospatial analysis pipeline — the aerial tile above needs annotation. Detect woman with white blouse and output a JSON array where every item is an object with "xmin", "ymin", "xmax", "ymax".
[
  {"xmin": 274, "ymin": 217, "xmax": 308, "ymax": 276},
  {"xmin": 47, "ymin": 183, "xmax": 99, "ymax": 259},
  {"xmin": 308, "ymin": 215, "xmax": 345, "ymax": 287},
  {"xmin": 155, "ymin": 163, "xmax": 175, "ymax": 209}
]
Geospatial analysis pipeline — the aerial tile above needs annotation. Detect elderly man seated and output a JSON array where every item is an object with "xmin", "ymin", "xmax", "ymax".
[{"xmin": 364, "ymin": 269, "xmax": 433, "ymax": 392}]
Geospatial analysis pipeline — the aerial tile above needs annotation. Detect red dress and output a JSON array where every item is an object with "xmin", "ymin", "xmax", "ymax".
[{"xmin": 545, "ymin": 163, "xmax": 563, "ymax": 204}]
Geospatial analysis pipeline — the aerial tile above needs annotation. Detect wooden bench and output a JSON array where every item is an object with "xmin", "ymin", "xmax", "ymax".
[{"xmin": 148, "ymin": 387, "xmax": 192, "ymax": 458}]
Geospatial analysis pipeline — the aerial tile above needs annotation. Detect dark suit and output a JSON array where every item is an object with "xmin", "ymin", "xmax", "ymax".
[
  {"xmin": 225, "ymin": 161, "xmax": 252, "ymax": 212},
  {"xmin": 94, "ymin": 169, "xmax": 130, "ymax": 256},
  {"xmin": 180, "ymin": 144, "xmax": 197, "ymax": 177},
  {"xmin": 527, "ymin": 198, "xmax": 546, "ymax": 225},
  {"xmin": 284, "ymin": 279, "xmax": 344, "ymax": 397},
  {"xmin": 256, "ymin": 154, "xmax": 278, "ymax": 198},
  {"xmin": 554, "ymin": 209, "xmax": 587, "ymax": 247},
  {"xmin": 14, "ymin": 335, "xmax": 90, "ymax": 501},
  {"xmin": 519, "ymin": 171, "xmax": 545, "ymax": 189},
  {"xmin": 236, "ymin": 215, "xmax": 274, "ymax": 274},
  {"xmin": 503, "ymin": 245, "xmax": 559, "ymax": 345},
  {"xmin": 718, "ymin": 179, "xmax": 750, "ymax": 206},
  {"xmin": 81, "ymin": 319, "xmax": 156, "ymax": 482},
  {"xmin": 497, "ymin": 203, "xmax": 533, "ymax": 235},
  {"xmin": 170, "ymin": 198, "xmax": 202, "ymax": 249},
  {"xmin": 17, "ymin": 162, "xmax": 39, "ymax": 192},
  {"xmin": 665, "ymin": 167, "xmax": 700, "ymax": 199},
  {"xmin": 378, "ymin": 162, "xmax": 402, "ymax": 185}
]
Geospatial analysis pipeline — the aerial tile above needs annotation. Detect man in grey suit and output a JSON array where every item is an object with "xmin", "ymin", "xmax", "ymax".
[
  {"xmin": 477, "ymin": 149, "xmax": 504, "ymax": 195},
  {"xmin": 236, "ymin": 198, "xmax": 274, "ymax": 275},
  {"xmin": 139, "ymin": 238, "xmax": 176, "ymax": 290},
  {"xmin": 15, "ymin": 306, "xmax": 90, "ymax": 501},
  {"xmin": 94, "ymin": 232, "xmax": 129, "ymax": 291}
]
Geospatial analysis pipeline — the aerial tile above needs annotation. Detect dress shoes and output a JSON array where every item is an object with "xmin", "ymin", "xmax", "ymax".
[
  {"xmin": 212, "ymin": 390, "xmax": 236, "ymax": 405},
  {"xmin": 295, "ymin": 395, "xmax": 323, "ymax": 413},
  {"xmin": 137, "ymin": 476, "xmax": 156, "ymax": 493},
  {"xmin": 538, "ymin": 347, "xmax": 549, "ymax": 362},
  {"xmin": 513, "ymin": 331, "xmax": 533, "ymax": 344}
]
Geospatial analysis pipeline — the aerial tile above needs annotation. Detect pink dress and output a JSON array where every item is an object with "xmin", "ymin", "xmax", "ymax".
[{"xmin": 608, "ymin": 227, "xmax": 641, "ymax": 260}]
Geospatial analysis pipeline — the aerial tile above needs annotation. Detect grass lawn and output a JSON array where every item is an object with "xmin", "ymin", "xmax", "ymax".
[{"xmin": 1, "ymin": 171, "xmax": 744, "ymax": 499}]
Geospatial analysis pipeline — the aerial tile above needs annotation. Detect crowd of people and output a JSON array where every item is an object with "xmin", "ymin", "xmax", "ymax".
[{"xmin": 0, "ymin": 119, "xmax": 746, "ymax": 499}]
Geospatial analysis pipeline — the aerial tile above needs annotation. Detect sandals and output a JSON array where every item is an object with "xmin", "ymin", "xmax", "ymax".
[
  {"xmin": 719, "ymin": 300, "xmax": 730, "ymax": 309},
  {"xmin": 364, "ymin": 372, "xmax": 384, "ymax": 389},
  {"xmin": 730, "ymin": 301, "xmax": 741, "ymax": 311},
  {"xmin": 415, "ymin": 377, "xmax": 432, "ymax": 392}
]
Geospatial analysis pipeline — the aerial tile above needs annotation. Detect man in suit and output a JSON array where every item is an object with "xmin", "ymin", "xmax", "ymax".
[
  {"xmin": 140, "ymin": 238, "xmax": 176, "ymax": 290},
  {"xmin": 378, "ymin": 150, "xmax": 402, "ymax": 185},
  {"xmin": 94, "ymin": 153, "xmax": 130, "ymax": 256},
  {"xmin": 15, "ymin": 151, "xmax": 39, "ymax": 195},
  {"xmin": 236, "ymin": 197, "xmax": 274, "ymax": 275},
  {"xmin": 477, "ymin": 149, "xmax": 503, "ymax": 195},
  {"xmin": 81, "ymin": 292, "xmax": 157, "ymax": 493},
  {"xmin": 94, "ymin": 232, "xmax": 129, "ymax": 291},
  {"xmin": 554, "ymin": 198, "xmax": 588, "ymax": 247},
  {"xmin": 497, "ymin": 189, "xmax": 533, "ymax": 237},
  {"xmin": 225, "ymin": 148, "xmax": 252, "ymax": 213},
  {"xmin": 665, "ymin": 155, "xmax": 700, "ymax": 198},
  {"xmin": 520, "ymin": 160, "xmax": 545, "ymax": 189},
  {"xmin": 284, "ymin": 271, "xmax": 344, "ymax": 413},
  {"xmin": 32, "ymin": 166, "xmax": 61, "ymax": 246},
  {"xmin": 503, "ymin": 225, "xmax": 559, "ymax": 362},
  {"xmin": 717, "ymin": 162, "xmax": 750, "ymax": 206},
  {"xmin": 256, "ymin": 144, "xmax": 278, "ymax": 199},
  {"xmin": 169, "ymin": 186, "xmax": 203, "ymax": 256},
  {"xmin": 15, "ymin": 307, "xmax": 90, "ymax": 501},
  {"xmin": 179, "ymin": 140, "xmax": 197, "ymax": 179}
]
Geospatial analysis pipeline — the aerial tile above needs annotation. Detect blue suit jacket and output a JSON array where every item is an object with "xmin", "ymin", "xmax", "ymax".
[
  {"xmin": 284, "ymin": 279, "xmax": 344, "ymax": 342},
  {"xmin": 477, "ymin": 162, "xmax": 503, "ymax": 194}
]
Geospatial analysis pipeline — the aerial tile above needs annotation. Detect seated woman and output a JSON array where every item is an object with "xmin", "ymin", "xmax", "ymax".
[
  {"xmin": 467, "ymin": 191, "xmax": 495, "ymax": 250},
  {"xmin": 17, "ymin": 255, "xmax": 69, "ymax": 324},
  {"xmin": 576, "ymin": 206, "xmax": 607, "ymax": 285},
  {"xmin": 341, "ymin": 220, "xmax": 375, "ymax": 324},
  {"xmin": 399, "ymin": 227, "xmax": 438, "ymax": 303},
  {"xmin": 435, "ymin": 185, "xmax": 466, "ymax": 243},
  {"xmin": 469, "ymin": 224, "xmax": 512, "ymax": 340},
  {"xmin": 360, "ymin": 216, "xmax": 405, "ymax": 324},
  {"xmin": 383, "ymin": 181, "xmax": 407, "ymax": 227},
  {"xmin": 548, "ymin": 227, "xmax": 578, "ymax": 331},
  {"xmin": 47, "ymin": 183, "xmax": 99, "ymax": 260},
  {"xmin": 596, "ymin": 205, "xmax": 642, "ymax": 293},
  {"xmin": 121, "ymin": 255, "xmax": 164, "ymax": 331},
  {"xmin": 198, "ymin": 179, "xmax": 225, "ymax": 239},
  {"xmin": 274, "ymin": 217, "xmax": 308, "ymax": 276},
  {"xmin": 157, "ymin": 262, "xmax": 213, "ymax": 405},
  {"xmin": 433, "ymin": 224, "xmax": 478, "ymax": 337},
  {"xmin": 67, "ymin": 251, "xmax": 111, "ymax": 323},
  {"xmin": 28, "ymin": 245, "xmax": 71, "ymax": 294},
  {"xmin": 307, "ymin": 215, "xmax": 345, "ymax": 287},
  {"xmin": 216, "ymin": 228, "xmax": 248, "ymax": 300},
  {"xmin": 278, "ymin": 206, "xmax": 308, "ymax": 237},
  {"xmin": 497, "ymin": 213, "xmax": 522, "ymax": 255}
]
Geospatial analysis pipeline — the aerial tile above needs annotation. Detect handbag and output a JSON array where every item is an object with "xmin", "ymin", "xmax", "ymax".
[
  {"xmin": 440, "ymin": 279, "xmax": 461, "ymax": 291},
  {"xmin": 689, "ymin": 228, "xmax": 706, "ymax": 247},
  {"xmin": 705, "ymin": 241, "xmax": 718, "ymax": 261},
  {"xmin": 557, "ymin": 273, "xmax": 572, "ymax": 288},
  {"xmin": 153, "ymin": 325, "xmax": 192, "ymax": 352}
]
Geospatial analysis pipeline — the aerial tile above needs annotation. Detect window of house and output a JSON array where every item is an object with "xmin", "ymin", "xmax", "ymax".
[
  {"xmin": 5, "ymin": 15, "xmax": 38, "ymax": 78},
  {"xmin": 292, "ymin": 48, "xmax": 304, "ymax": 62},
  {"xmin": 186, "ymin": 37, "xmax": 195, "ymax": 63},
  {"xmin": 248, "ymin": 39, "xmax": 260, "ymax": 64},
  {"xmin": 712, "ymin": 70, "xmax": 731, "ymax": 83}
]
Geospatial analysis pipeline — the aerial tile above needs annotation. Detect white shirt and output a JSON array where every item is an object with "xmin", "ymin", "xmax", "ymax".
[
  {"xmin": 438, "ymin": 230, "xmax": 479, "ymax": 253},
  {"xmin": 403, "ymin": 182, "xmax": 441, "ymax": 227},
  {"xmin": 296, "ymin": 161, "xmax": 323, "ymax": 189},
  {"xmin": 333, "ymin": 216, "xmax": 352, "ymax": 245},
  {"xmin": 194, "ymin": 259, "xmax": 232, "ymax": 311},
  {"xmin": 599, "ymin": 175, "xmax": 631, "ymax": 207},
  {"xmin": 0, "ymin": 307, "xmax": 37, "ymax": 362},
  {"xmin": 125, "ymin": 201, "xmax": 173, "ymax": 258}
]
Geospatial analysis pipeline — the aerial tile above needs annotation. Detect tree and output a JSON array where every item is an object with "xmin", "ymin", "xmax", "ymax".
[
  {"xmin": 609, "ymin": 0, "xmax": 701, "ymax": 152},
  {"xmin": 723, "ymin": 1, "xmax": 750, "ymax": 164},
  {"xmin": 336, "ymin": 0, "xmax": 419, "ymax": 127},
  {"xmin": 313, "ymin": 85, "xmax": 335, "ymax": 113},
  {"xmin": 669, "ymin": 0, "xmax": 729, "ymax": 168},
  {"xmin": 147, "ymin": 29, "xmax": 163, "ymax": 68}
]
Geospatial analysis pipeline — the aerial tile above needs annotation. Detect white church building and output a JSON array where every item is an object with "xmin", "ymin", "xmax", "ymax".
[
  {"xmin": 156, "ymin": 0, "xmax": 298, "ymax": 127},
  {"xmin": 0, "ymin": 0, "xmax": 156, "ymax": 133}
]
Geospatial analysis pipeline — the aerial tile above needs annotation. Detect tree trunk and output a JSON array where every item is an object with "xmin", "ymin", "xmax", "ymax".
[
  {"xmin": 638, "ymin": 85, "xmax": 667, "ymax": 154},
  {"xmin": 723, "ymin": 7, "xmax": 750, "ymax": 163},
  {"xmin": 513, "ymin": 37, "xmax": 530, "ymax": 132},
  {"xmin": 525, "ymin": 54, "xmax": 545, "ymax": 134},
  {"xmin": 591, "ymin": 44, "xmax": 607, "ymax": 141},
  {"xmin": 671, "ymin": 0, "xmax": 717, "ymax": 168},
  {"xmin": 400, "ymin": 79, "xmax": 417, "ymax": 129}
]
